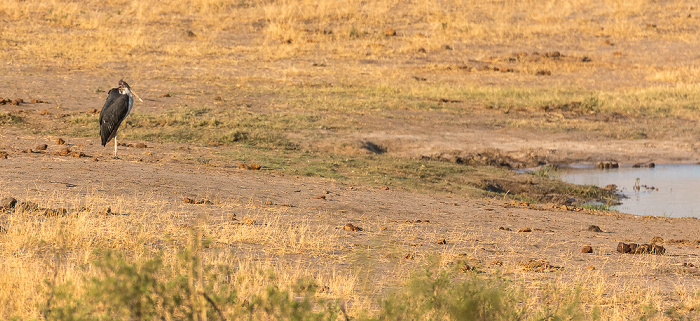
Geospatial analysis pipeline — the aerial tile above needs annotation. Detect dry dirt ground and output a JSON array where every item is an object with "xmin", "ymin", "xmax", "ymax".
[{"xmin": 2, "ymin": 73, "xmax": 700, "ymax": 316}]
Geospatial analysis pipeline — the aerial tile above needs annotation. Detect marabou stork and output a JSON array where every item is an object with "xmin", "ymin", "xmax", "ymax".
[{"xmin": 99, "ymin": 80, "xmax": 143, "ymax": 158}]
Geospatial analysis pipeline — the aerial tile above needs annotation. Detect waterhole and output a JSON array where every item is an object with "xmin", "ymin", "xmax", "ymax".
[{"xmin": 560, "ymin": 164, "xmax": 700, "ymax": 218}]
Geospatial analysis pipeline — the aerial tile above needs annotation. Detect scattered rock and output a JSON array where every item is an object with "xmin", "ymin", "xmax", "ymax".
[
  {"xmin": 45, "ymin": 208, "xmax": 68, "ymax": 217},
  {"xmin": 587, "ymin": 225, "xmax": 603, "ymax": 232},
  {"xmin": 518, "ymin": 227, "xmax": 532, "ymax": 233},
  {"xmin": 617, "ymin": 242, "xmax": 665, "ymax": 255},
  {"xmin": 633, "ymin": 162, "xmax": 655, "ymax": 168},
  {"xmin": 581, "ymin": 245, "xmax": 593, "ymax": 253},
  {"xmin": 596, "ymin": 161, "xmax": 618, "ymax": 169},
  {"xmin": 56, "ymin": 138, "xmax": 65, "ymax": 145},
  {"xmin": 35, "ymin": 144, "xmax": 48, "ymax": 151},
  {"xmin": 15, "ymin": 201, "xmax": 39, "ymax": 214},
  {"xmin": 56, "ymin": 147, "xmax": 71, "ymax": 156},
  {"xmin": 344, "ymin": 223, "xmax": 363, "ymax": 232},
  {"xmin": 1, "ymin": 197, "xmax": 17, "ymax": 209}
]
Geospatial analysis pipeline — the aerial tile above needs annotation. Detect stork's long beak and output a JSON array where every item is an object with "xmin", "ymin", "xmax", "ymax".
[{"xmin": 132, "ymin": 91, "xmax": 144, "ymax": 102}]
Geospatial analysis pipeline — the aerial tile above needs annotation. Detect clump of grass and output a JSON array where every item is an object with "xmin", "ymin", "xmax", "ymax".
[
  {"xmin": 0, "ymin": 112, "xmax": 23, "ymax": 125},
  {"xmin": 528, "ymin": 165, "xmax": 561, "ymax": 178}
]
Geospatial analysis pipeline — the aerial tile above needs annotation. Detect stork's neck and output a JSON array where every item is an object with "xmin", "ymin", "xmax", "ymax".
[{"xmin": 119, "ymin": 87, "xmax": 134, "ymax": 116}]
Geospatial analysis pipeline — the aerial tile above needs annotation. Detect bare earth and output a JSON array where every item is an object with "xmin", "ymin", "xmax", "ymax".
[{"xmin": 2, "ymin": 72, "xmax": 700, "ymax": 313}]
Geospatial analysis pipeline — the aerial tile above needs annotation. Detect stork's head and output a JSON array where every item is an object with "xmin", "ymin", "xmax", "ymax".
[{"xmin": 119, "ymin": 79, "xmax": 131, "ymax": 89}]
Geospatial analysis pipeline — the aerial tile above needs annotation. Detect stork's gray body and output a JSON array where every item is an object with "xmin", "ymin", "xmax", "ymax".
[{"xmin": 99, "ymin": 80, "xmax": 136, "ymax": 157}]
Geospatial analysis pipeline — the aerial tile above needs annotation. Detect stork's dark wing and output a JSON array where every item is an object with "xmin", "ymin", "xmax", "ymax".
[{"xmin": 99, "ymin": 88, "xmax": 130, "ymax": 146}]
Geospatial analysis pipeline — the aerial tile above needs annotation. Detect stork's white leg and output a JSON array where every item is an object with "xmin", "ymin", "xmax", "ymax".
[{"xmin": 114, "ymin": 135, "xmax": 118, "ymax": 158}]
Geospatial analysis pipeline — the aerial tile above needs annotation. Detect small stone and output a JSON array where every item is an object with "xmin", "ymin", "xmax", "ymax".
[
  {"xmin": 344, "ymin": 223, "xmax": 363, "ymax": 232},
  {"xmin": 581, "ymin": 245, "xmax": 593, "ymax": 253},
  {"xmin": 1, "ymin": 197, "xmax": 17, "ymax": 209}
]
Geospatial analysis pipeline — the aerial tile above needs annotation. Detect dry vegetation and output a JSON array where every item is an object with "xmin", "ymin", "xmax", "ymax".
[{"xmin": 1, "ymin": 0, "xmax": 700, "ymax": 319}]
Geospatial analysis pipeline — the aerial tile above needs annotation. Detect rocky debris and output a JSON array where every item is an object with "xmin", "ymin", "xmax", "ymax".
[
  {"xmin": 581, "ymin": 245, "xmax": 593, "ymax": 253},
  {"xmin": 596, "ymin": 161, "xmax": 618, "ymax": 169},
  {"xmin": 344, "ymin": 223, "xmax": 363, "ymax": 232},
  {"xmin": 617, "ymin": 242, "xmax": 665, "ymax": 255},
  {"xmin": 1, "ymin": 197, "xmax": 17, "ymax": 209},
  {"xmin": 519, "ymin": 259, "xmax": 559, "ymax": 272},
  {"xmin": 633, "ymin": 162, "xmax": 655, "ymax": 168},
  {"xmin": 183, "ymin": 197, "xmax": 212, "ymax": 205},
  {"xmin": 587, "ymin": 225, "xmax": 603, "ymax": 232},
  {"xmin": 15, "ymin": 201, "xmax": 39, "ymax": 214}
]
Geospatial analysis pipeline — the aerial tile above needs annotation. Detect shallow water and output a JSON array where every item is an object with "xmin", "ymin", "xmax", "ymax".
[{"xmin": 560, "ymin": 164, "xmax": 700, "ymax": 218}]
